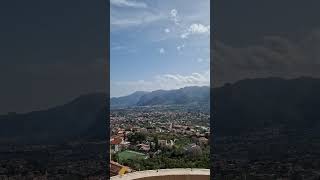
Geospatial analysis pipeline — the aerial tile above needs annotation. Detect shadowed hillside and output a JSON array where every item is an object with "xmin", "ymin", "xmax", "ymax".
[
  {"xmin": 214, "ymin": 77, "xmax": 320, "ymax": 136},
  {"xmin": 0, "ymin": 93, "xmax": 107, "ymax": 144}
]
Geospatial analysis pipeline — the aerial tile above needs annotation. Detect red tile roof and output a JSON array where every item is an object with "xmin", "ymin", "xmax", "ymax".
[{"xmin": 110, "ymin": 136, "xmax": 123, "ymax": 145}]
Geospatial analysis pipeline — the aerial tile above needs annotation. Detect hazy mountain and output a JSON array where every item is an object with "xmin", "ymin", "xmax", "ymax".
[
  {"xmin": 214, "ymin": 77, "xmax": 320, "ymax": 135},
  {"xmin": 3, "ymin": 77, "xmax": 320, "ymax": 144},
  {"xmin": 110, "ymin": 91, "xmax": 148, "ymax": 108},
  {"xmin": 111, "ymin": 86, "xmax": 210, "ymax": 108},
  {"xmin": 0, "ymin": 86, "xmax": 210, "ymax": 145},
  {"xmin": 0, "ymin": 93, "xmax": 107, "ymax": 144}
]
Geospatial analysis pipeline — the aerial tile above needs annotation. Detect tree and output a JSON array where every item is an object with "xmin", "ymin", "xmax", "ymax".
[
  {"xmin": 153, "ymin": 135, "xmax": 159, "ymax": 150},
  {"xmin": 128, "ymin": 132, "xmax": 146, "ymax": 144}
]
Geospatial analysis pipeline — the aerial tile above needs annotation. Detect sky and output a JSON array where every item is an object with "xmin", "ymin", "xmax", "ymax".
[
  {"xmin": 110, "ymin": 0, "xmax": 210, "ymax": 97},
  {"xmin": 2, "ymin": 0, "xmax": 320, "ymax": 113}
]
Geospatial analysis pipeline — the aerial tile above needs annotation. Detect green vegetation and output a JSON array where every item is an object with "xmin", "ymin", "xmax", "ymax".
[
  {"xmin": 174, "ymin": 137, "xmax": 193, "ymax": 148},
  {"xmin": 127, "ymin": 132, "xmax": 146, "ymax": 144},
  {"xmin": 111, "ymin": 107, "xmax": 210, "ymax": 172},
  {"xmin": 122, "ymin": 146, "xmax": 209, "ymax": 171},
  {"xmin": 117, "ymin": 150, "xmax": 148, "ymax": 163}
]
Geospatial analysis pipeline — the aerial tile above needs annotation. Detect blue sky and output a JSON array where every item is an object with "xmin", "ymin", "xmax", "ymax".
[{"xmin": 110, "ymin": 0, "xmax": 210, "ymax": 97}]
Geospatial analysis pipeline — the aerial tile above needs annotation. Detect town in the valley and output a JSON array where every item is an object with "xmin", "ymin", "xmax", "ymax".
[{"xmin": 109, "ymin": 106, "xmax": 210, "ymax": 176}]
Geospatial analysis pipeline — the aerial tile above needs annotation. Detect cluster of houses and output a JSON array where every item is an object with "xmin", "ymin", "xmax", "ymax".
[
  {"xmin": 110, "ymin": 123, "xmax": 209, "ymax": 155},
  {"xmin": 110, "ymin": 110, "xmax": 210, "ymax": 177}
]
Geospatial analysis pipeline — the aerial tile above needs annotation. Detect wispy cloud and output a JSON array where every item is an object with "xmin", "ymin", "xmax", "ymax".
[
  {"xmin": 110, "ymin": 0, "xmax": 147, "ymax": 8},
  {"xmin": 176, "ymin": 44, "xmax": 185, "ymax": 51},
  {"xmin": 196, "ymin": 57, "xmax": 210, "ymax": 63},
  {"xmin": 156, "ymin": 71, "xmax": 209, "ymax": 86},
  {"xmin": 180, "ymin": 24, "xmax": 210, "ymax": 39},
  {"xmin": 189, "ymin": 24, "xmax": 210, "ymax": 34},
  {"xmin": 170, "ymin": 9, "xmax": 180, "ymax": 25},
  {"xmin": 111, "ymin": 13, "xmax": 165, "ymax": 28},
  {"xmin": 159, "ymin": 48, "xmax": 165, "ymax": 54},
  {"xmin": 110, "ymin": 0, "xmax": 210, "ymax": 97},
  {"xmin": 111, "ymin": 70, "xmax": 209, "ymax": 97},
  {"xmin": 111, "ymin": 45, "xmax": 127, "ymax": 51},
  {"xmin": 111, "ymin": 45, "xmax": 137, "ymax": 54}
]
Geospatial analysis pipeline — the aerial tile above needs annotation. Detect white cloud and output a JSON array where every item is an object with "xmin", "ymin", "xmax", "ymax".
[
  {"xmin": 189, "ymin": 24, "xmax": 210, "ymax": 34},
  {"xmin": 159, "ymin": 48, "xmax": 165, "ymax": 54},
  {"xmin": 180, "ymin": 33, "xmax": 189, "ymax": 39},
  {"xmin": 111, "ymin": 45, "xmax": 126, "ymax": 51},
  {"xmin": 164, "ymin": 28, "xmax": 170, "ymax": 33},
  {"xmin": 171, "ymin": 9, "xmax": 178, "ymax": 17},
  {"xmin": 170, "ymin": 9, "xmax": 180, "ymax": 25},
  {"xmin": 111, "ymin": 13, "xmax": 164, "ymax": 28},
  {"xmin": 180, "ymin": 24, "xmax": 210, "ymax": 39},
  {"xmin": 111, "ymin": 2, "xmax": 166, "ymax": 30},
  {"xmin": 111, "ymin": 18, "xmax": 140, "ymax": 26},
  {"xmin": 110, "ymin": 0, "xmax": 147, "ymax": 8},
  {"xmin": 111, "ymin": 45, "xmax": 137, "ymax": 54},
  {"xmin": 156, "ymin": 71, "xmax": 209, "ymax": 87},
  {"xmin": 111, "ymin": 70, "xmax": 210, "ymax": 97},
  {"xmin": 177, "ymin": 44, "xmax": 185, "ymax": 51}
]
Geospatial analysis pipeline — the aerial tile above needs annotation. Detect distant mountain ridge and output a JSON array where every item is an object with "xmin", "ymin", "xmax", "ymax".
[
  {"xmin": 110, "ymin": 91, "xmax": 148, "ymax": 108},
  {"xmin": 2, "ymin": 77, "xmax": 320, "ymax": 145},
  {"xmin": 111, "ymin": 86, "xmax": 210, "ymax": 108},
  {"xmin": 0, "ymin": 86, "xmax": 211, "ymax": 145}
]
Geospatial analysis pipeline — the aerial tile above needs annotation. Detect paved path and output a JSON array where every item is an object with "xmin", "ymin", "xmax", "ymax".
[{"xmin": 111, "ymin": 168, "xmax": 210, "ymax": 180}]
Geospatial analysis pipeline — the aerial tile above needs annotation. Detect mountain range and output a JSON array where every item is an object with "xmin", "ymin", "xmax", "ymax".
[
  {"xmin": 1, "ymin": 77, "xmax": 320, "ymax": 144},
  {"xmin": 0, "ymin": 86, "xmax": 210, "ymax": 144},
  {"xmin": 111, "ymin": 86, "xmax": 210, "ymax": 108}
]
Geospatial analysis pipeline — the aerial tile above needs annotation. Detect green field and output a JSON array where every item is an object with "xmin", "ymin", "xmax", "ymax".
[{"xmin": 118, "ymin": 150, "xmax": 148, "ymax": 162}]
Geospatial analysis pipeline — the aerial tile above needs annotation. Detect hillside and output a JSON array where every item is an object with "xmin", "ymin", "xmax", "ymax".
[
  {"xmin": 111, "ymin": 86, "xmax": 210, "ymax": 108},
  {"xmin": 0, "ymin": 93, "xmax": 107, "ymax": 144},
  {"xmin": 2, "ymin": 77, "xmax": 320, "ymax": 144},
  {"xmin": 110, "ymin": 91, "xmax": 148, "ymax": 108}
]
